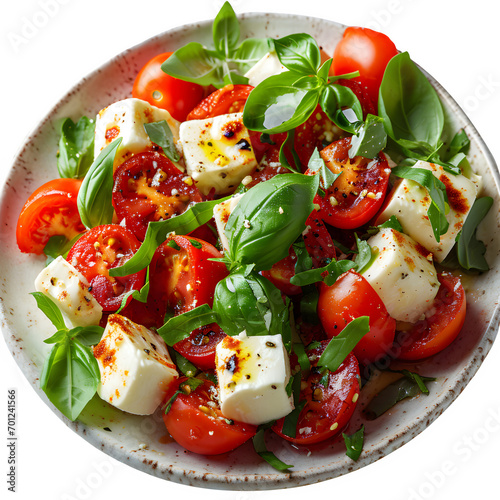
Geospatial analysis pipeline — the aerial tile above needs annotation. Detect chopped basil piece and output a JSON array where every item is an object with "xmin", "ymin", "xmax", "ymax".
[
  {"xmin": 252, "ymin": 425, "xmax": 293, "ymax": 471},
  {"xmin": 343, "ymin": 425, "xmax": 364, "ymax": 461}
]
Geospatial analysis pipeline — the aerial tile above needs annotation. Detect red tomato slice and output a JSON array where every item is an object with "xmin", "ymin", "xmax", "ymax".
[
  {"xmin": 163, "ymin": 378, "xmax": 257, "ymax": 455},
  {"xmin": 16, "ymin": 178, "xmax": 85, "ymax": 255},
  {"xmin": 261, "ymin": 248, "xmax": 302, "ymax": 296},
  {"xmin": 272, "ymin": 342, "xmax": 360, "ymax": 445},
  {"xmin": 186, "ymin": 84, "xmax": 253, "ymax": 120},
  {"xmin": 318, "ymin": 270, "xmax": 396, "ymax": 365},
  {"xmin": 303, "ymin": 213, "xmax": 336, "ymax": 268},
  {"xmin": 313, "ymin": 137, "xmax": 391, "ymax": 229},
  {"xmin": 172, "ymin": 323, "xmax": 226, "ymax": 371},
  {"xmin": 112, "ymin": 151, "xmax": 203, "ymax": 241},
  {"xmin": 132, "ymin": 52, "xmax": 205, "ymax": 122},
  {"xmin": 332, "ymin": 27, "xmax": 398, "ymax": 104},
  {"xmin": 66, "ymin": 224, "xmax": 146, "ymax": 312},
  {"xmin": 397, "ymin": 272, "xmax": 466, "ymax": 361}
]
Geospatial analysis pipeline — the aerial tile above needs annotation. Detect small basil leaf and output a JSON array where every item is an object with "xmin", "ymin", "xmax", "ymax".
[
  {"xmin": 57, "ymin": 116, "xmax": 95, "ymax": 179},
  {"xmin": 365, "ymin": 215, "xmax": 404, "ymax": 238},
  {"xmin": 319, "ymin": 84, "xmax": 363, "ymax": 134},
  {"xmin": 273, "ymin": 33, "xmax": 321, "ymax": 75},
  {"xmin": 444, "ymin": 129, "xmax": 470, "ymax": 160},
  {"xmin": 43, "ymin": 232, "xmax": 84, "ymax": 266},
  {"xmin": 290, "ymin": 258, "xmax": 355, "ymax": 287},
  {"xmin": 292, "ymin": 342, "xmax": 310, "ymax": 373},
  {"xmin": 161, "ymin": 42, "xmax": 223, "ymax": 87},
  {"xmin": 69, "ymin": 325, "xmax": 105, "ymax": 347},
  {"xmin": 343, "ymin": 425, "xmax": 364, "ymax": 461},
  {"xmin": 307, "ymin": 148, "xmax": 340, "ymax": 190},
  {"xmin": 353, "ymin": 234, "xmax": 372, "ymax": 274},
  {"xmin": 43, "ymin": 329, "xmax": 68, "ymax": 345},
  {"xmin": 109, "ymin": 197, "xmax": 229, "ymax": 277},
  {"xmin": 157, "ymin": 304, "xmax": 219, "ymax": 347},
  {"xmin": 31, "ymin": 291, "xmax": 67, "ymax": 331},
  {"xmin": 226, "ymin": 174, "xmax": 319, "ymax": 270},
  {"xmin": 77, "ymin": 138, "xmax": 122, "ymax": 230},
  {"xmin": 144, "ymin": 121, "xmax": 180, "ymax": 163},
  {"xmin": 349, "ymin": 114, "xmax": 388, "ymax": 159},
  {"xmin": 212, "ymin": 1, "xmax": 240, "ymax": 57},
  {"xmin": 291, "ymin": 239, "xmax": 313, "ymax": 274},
  {"xmin": 232, "ymin": 37, "xmax": 272, "ymax": 74},
  {"xmin": 317, "ymin": 316, "xmax": 369, "ymax": 373},
  {"xmin": 253, "ymin": 425, "xmax": 293, "ymax": 471},
  {"xmin": 40, "ymin": 338, "xmax": 100, "ymax": 421},
  {"xmin": 456, "ymin": 196, "xmax": 493, "ymax": 272},
  {"xmin": 278, "ymin": 129, "xmax": 301, "ymax": 173},
  {"xmin": 242, "ymin": 71, "xmax": 320, "ymax": 134},
  {"xmin": 379, "ymin": 52, "xmax": 444, "ymax": 155}
]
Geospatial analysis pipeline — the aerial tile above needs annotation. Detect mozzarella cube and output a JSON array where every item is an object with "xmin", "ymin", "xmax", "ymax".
[
  {"xmin": 361, "ymin": 228, "xmax": 440, "ymax": 323},
  {"xmin": 215, "ymin": 332, "xmax": 293, "ymax": 425},
  {"xmin": 34, "ymin": 256, "xmax": 102, "ymax": 328},
  {"xmin": 244, "ymin": 51, "xmax": 286, "ymax": 87},
  {"xmin": 94, "ymin": 98, "xmax": 183, "ymax": 169},
  {"xmin": 375, "ymin": 160, "xmax": 478, "ymax": 262},
  {"xmin": 94, "ymin": 314, "xmax": 178, "ymax": 415},
  {"xmin": 179, "ymin": 113, "xmax": 258, "ymax": 195},
  {"xmin": 213, "ymin": 193, "xmax": 244, "ymax": 253}
]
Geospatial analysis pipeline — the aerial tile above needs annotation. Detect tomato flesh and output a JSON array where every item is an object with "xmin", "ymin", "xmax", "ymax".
[
  {"xmin": 163, "ymin": 378, "xmax": 257, "ymax": 455},
  {"xmin": 66, "ymin": 224, "xmax": 145, "ymax": 311},
  {"xmin": 132, "ymin": 52, "xmax": 205, "ymax": 122},
  {"xmin": 318, "ymin": 270, "xmax": 396, "ymax": 365},
  {"xmin": 16, "ymin": 178, "xmax": 84, "ymax": 254},
  {"xmin": 397, "ymin": 273, "xmax": 466, "ymax": 361}
]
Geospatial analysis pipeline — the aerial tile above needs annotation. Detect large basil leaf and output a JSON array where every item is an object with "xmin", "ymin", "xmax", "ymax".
[
  {"xmin": 213, "ymin": 1, "xmax": 240, "ymax": 57},
  {"xmin": 273, "ymin": 33, "xmax": 320, "ymax": 75},
  {"xmin": 233, "ymin": 38, "xmax": 272, "ymax": 74},
  {"xmin": 379, "ymin": 52, "xmax": 444, "ymax": 157},
  {"xmin": 242, "ymin": 71, "xmax": 321, "ymax": 134},
  {"xmin": 225, "ymin": 174, "xmax": 319, "ymax": 270},
  {"xmin": 40, "ymin": 336, "xmax": 100, "ymax": 421},
  {"xmin": 57, "ymin": 116, "xmax": 95, "ymax": 179},
  {"xmin": 77, "ymin": 138, "xmax": 122, "ymax": 229},
  {"xmin": 213, "ymin": 270, "xmax": 291, "ymax": 344}
]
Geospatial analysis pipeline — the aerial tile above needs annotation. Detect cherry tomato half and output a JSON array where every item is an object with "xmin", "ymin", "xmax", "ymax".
[
  {"xmin": 397, "ymin": 272, "xmax": 466, "ymax": 361},
  {"xmin": 318, "ymin": 270, "xmax": 396, "ymax": 365},
  {"xmin": 16, "ymin": 178, "xmax": 84, "ymax": 255},
  {"xmin": 132, "ymin": 52, "xmax": 205, "ymax": 122},
  {"xmin": 272, "ymin": 342, "xmax": 360, "ymax": 445},
  {"xmin": 66, "ymin": 224, "xmax": 146, "ymax": 311},
  {"xmin": 112, "ymin": 151, "xmax": 203, "ymax": 241},
  {"xmin": 163, "ymin": 378, "xmax": 257, "ymax": 455},
  {"xmin": 313, "ymin": 137, "xmax": 391, "ymax": 229},
  {"xmin": 332, "ymin": 27, "xmax": 398, "ymax": 104}
]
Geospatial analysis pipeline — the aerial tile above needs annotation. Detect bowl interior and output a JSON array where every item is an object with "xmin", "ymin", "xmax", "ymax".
[{"xmin": 0, "ymin": 12, "xmax": 499, "ymax": 490}]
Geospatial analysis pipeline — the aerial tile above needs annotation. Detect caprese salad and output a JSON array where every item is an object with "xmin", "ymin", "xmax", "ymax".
[{"xmin": 16, "ymin": 2, "xmax": 492, "ymax": 470}]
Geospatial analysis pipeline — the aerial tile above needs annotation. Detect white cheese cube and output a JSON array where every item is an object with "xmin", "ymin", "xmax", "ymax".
[
  {"xmin": 179, "ymin": 113, "xmax": 258, "ymax": 195},
  {"xmin": 375, "ymin": 160, "xmax": 478, "ymax": 262},
  {"xmin": 34, "ymin": 256, "xmax": 102, "ymax": 328},
  {"xmin": 215, "ymin": 332, "xmax": 293, "ymax": 425},
  {"xmin": 361, "ymin": 228, "xmax": 440, "ymax": 323},
  {"xmin": 244, "ymin": 51, "xmax": 286, "ymax": 87},
  {"xmin": 93, "ymin": 314, "xmax": 178, "ymax": 415},
  {"xmin": 94, "ymin": 98, "xmax": 183, "ymax": 169},
  {"xmin": 213, "ymin": 193, "xmax": 244, "ymax": 253}
]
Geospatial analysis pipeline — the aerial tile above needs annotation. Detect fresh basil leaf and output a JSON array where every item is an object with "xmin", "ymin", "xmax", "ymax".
[
  {"xmin": 116, "ymin": 267, "xmax": 150, "ymax": 313},
  {"xmin": 445, "ymin": 129, "xmax": 470, "ymax": 160},
  {"xmin": 456, "ymin": 196, "xmax": 493, "ymax": 272},
  {"xmin": 379, "ymin": 52, "xmax": 444, "ymax": 157},
  {"xmin": 144, "ymin": 121, "xmax": 180, "ymax": 162},
  {"xmin": 242, "ymin": 71, "xmax": 320, "ymax": 134},
  {"xmin": 43, "ymin": 330, "xmax": 68, "ymax": 345},
  {"xmin": 162, "ymin": 42, "xmax": 223, "ymax": 87},
  {"xmin": 109, "ymin": 197, "xmax": 229, "ymax": 277},
  {"xmin": 213, "ymin": 271, "xmax": 291, "ymax": 343},
  {"xmin": 349, "ymin": 114, "xmax": 387, "ymax": 159},
  {"xmin": 317, "ymin": 316, "xmax": 369, "ymax": 373},
  {"xmin": 157, "ymin": 304, "xmax": 219, "ymax": 346},
  {"xmin": 77, "ymin": 138, "xmax": 121, "ymax": 230},
  {"xmin": 173, "ymin": 351, "xmax": 198, "ymax": 377},
  {"xmin": 226, "ymin": 174, "xmax": 319, "ymax": 270},
  {"xmin": 69, "ymin": 325, "xmax": 105, "ymax": 347},
  {"xmin": 232, "ymin": 38, "xmax": 272, "ymax": 74},
  {"xmin": 273, "ymin": 33, "xmax": 320, "ymax": 75},
  {"xmin": 343, "ymin": 425, "xmax": 364, "ymax": 461},
  {"xmin": 290, "ymin": 258, "xmax": 355, "ymax": 287},
  {"xmin": 365, "ymin": 215, "xmax": 404, "ymax": 238},
  {"xmin": 212, "ymin": 1, "xmax": 240, "ymax": 57},
  {"xmin": 292, "ymin": 341, "xmax": 311, "ymax": 373},
  {"xmin": 57, "ymin": 116, "xmax": 95, "ymax": 179},
  {"xmin": 31, "ymin": 291, "xmax": 67, "ymax": 331},
  {"xmin": 391, "ymin": 165, "xmax": 449, "ymax": 241},
  {"xmin": 282, "ymin": 399, "xmax": 307, "ymax": 438},
  {"xmin": 40, "ymin": 337, "xmax": 100, "ymax": 421},
  {"xmin": 353, "ymin": 234, "xmax": 372, "ymax": 274},
  {"xmin": 364, "ymin": 372, "xmax": 435, "ymax": 420},
  {"xmin": 43, "ymin": 233, "xmax": 84, "ymax": 266},
  {"xmin": 307, "ymin": 148, "xmax": 340, "ymax": 190},
  {"xmin": 278, "ymin": 129, "xmax": 301, "ymax": 173},
  {"xmin": 319, "ymin": 83, "xmax": 363, "ymax": 134},
  {"xmin": 298, "ymin": 285, "xmax": 320, "ymax": 324},
  {"xmin": 292, "ymin": 239, "xmax": 313, "ymax": 274},
  {"xmin": 253, "ymin": 425, "xmax": 293, "ymax": 471}
]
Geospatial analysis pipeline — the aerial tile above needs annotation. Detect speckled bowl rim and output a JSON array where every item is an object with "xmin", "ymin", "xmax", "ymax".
[{"xmin": 1, "ymin": 11, "xmax": 499, "ymax": 491}]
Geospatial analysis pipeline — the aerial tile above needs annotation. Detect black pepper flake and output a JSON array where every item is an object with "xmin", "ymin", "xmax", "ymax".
[
  {"xmin": 103, "ymin": 427, "xmax": 112, "ymax": 432},
  {"xmin": 266, "ymin": 341, "xmax": 276, "ymax": 348},
  {"xmin": 223, "ymin": 130, "xmax": 234, "ymax": 138},
  {"xmin": 226, "ymin": 354, "xmax": 238, "ymax": 373},
  {"xmin": 144, "ymin": 349, "xmax": 150, "ymax": 355},
  {"xmin": 235, "ymin": 138, "xmax": 251, "ymax": 151}
]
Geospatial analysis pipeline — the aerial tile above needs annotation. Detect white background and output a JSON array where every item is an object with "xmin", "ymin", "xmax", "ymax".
[{"xmin": 1, "ymin": 0, "xmax": 499, "ymax": 499}]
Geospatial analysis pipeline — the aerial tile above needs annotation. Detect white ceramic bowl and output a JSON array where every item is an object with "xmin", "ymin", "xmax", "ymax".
[{"xmin": 0, "ymin": 12, "xmax": 499, "ymax": 491}]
